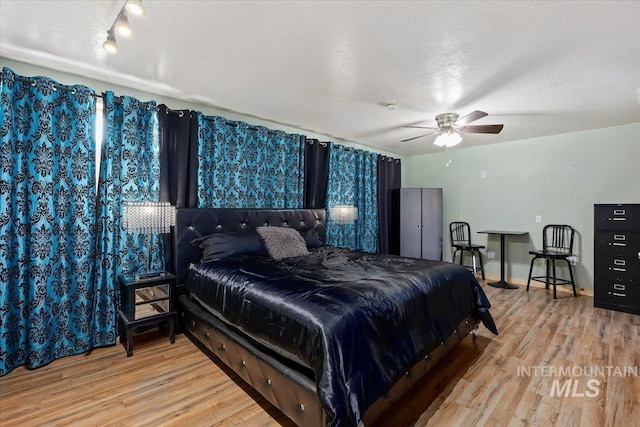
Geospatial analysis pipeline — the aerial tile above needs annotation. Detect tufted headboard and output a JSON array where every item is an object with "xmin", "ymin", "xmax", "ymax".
[{"xmin": 173, "ymin": 208, "xmax": 326, "ymax": 284}]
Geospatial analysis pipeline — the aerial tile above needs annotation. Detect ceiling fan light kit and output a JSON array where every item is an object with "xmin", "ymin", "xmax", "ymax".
[
  {"xmin": 402, "ymin": 110, "xmax": 503, "ymax": 148},
  {"xmin": 434, "ymin": 130, "xmax": 463, "ymax": 147}
]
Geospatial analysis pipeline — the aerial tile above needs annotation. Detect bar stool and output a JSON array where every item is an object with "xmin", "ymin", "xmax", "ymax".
[
  {"xmin": 450, "ymin": 222, "xmax": 485, "ymax": 279},
  {"xmin": 526, "ymin": 224, "xmax": 577, "ymax": 299}
]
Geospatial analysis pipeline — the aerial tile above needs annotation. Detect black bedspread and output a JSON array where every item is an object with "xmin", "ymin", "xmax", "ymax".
[{"xmin": 186, "ymin": 247, "xmax": 497, "ymax": 426}]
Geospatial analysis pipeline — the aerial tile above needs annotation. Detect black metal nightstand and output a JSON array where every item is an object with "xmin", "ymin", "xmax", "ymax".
[{"xmin": 118, "ymin": 272, "xmax": 177, "ymax": 356}]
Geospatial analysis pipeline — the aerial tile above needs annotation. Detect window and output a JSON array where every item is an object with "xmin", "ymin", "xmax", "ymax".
[{"xmin": 95, "ymin": 97, "xmax": 103, "ymax": 187}]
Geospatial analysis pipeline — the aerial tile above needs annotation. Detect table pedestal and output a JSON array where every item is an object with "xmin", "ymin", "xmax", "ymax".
[{"xmin": 478, "ymin": 230, "xmax": 528, "ymax": 290}]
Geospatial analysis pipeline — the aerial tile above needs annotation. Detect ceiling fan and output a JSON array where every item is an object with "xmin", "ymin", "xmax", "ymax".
[{"xmin": 401, "ymin": 110, "xmax": 503, "ymax": 147}]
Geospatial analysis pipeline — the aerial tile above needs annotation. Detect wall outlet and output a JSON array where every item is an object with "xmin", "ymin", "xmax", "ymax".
[
  {"xmin": 480, "ymin": 171, "xmax": 486, "ymax": 179},
  {"xmin": 487, "ymin": 250, "xmax": 496, "ymax": 259},
  {"xmin": 536, "ymin": 215, "xmax": 542, "ymax": 223},
  {"xmin": 459, "ymin": 213, "xmax": 464, "ymax": 220},
  {"xmin": 567, "ymin": 256, "xmax": 578, "ymax": 265}
]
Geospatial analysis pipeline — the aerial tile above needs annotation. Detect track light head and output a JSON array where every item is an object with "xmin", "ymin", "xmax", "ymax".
[
  {"xmin": 103, "ymin": 29, "xmax": 118, "ymax": 54},
  {"xmin": 115, "ymin": 10, "xmax": 132, "ymax": 37},
  {"xmin": 125, "ymin": 0, "xmax": 145, "ymax": 16}
]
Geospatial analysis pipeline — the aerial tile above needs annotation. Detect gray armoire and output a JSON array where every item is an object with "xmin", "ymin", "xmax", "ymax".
[{"xmin": 391, "ymin": 188, "xmax": 443, "ymax": 260}]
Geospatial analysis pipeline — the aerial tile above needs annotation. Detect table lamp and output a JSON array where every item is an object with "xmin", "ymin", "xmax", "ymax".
[
  {"xmin": 122, "ymin": 201, "xmax": 175, "ymax": 280},
  {"xmin": 329, "ymin": 205, "xmax": 358, "ymax": 247}
]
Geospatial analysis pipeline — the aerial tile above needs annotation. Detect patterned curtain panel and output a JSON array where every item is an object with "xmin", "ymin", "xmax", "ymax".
[
  {"xmin": 326, "ymin": 143, "xmax": 379, "ymax": 252},
  {"xmin": 93, "ymin": 92, "xmax": 161, "ymax": 346},
  {"xmin": 196, "ymin": 113, "xmax": 304, "ymax": 208},
  {"xmin": 0, "ymin": 68, "xmax": 97, "ymax": 375}
]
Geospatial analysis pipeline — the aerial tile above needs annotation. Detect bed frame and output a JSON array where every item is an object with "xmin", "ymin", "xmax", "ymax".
[{"xmin": 174, "ymin": 208, "xmax": 479, "ymax": 426}]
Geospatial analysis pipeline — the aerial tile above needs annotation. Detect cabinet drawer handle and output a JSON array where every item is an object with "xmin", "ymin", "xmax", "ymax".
[
  {"xmin": 612, "ymin": 292, "xmax": 626, "ymax": 297},
  {"xmin": 613, "ymin": 284, "xmax": 625, "ymax": 291},
  {"xmin": 613, "ymin": 234, "xmax": 626, "ymax": 241},
  {"xmin": 613, "ymin": 209, "xmax": 625, "ymax": 215},
  {"xmin": 613, "ymin": 259, "xmax": 626, "ymax": 266}
]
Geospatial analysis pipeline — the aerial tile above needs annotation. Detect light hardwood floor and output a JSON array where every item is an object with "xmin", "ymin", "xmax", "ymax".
[{"xmin": 1, "ymin": 281, "xmax": 638, "ymax": 427}]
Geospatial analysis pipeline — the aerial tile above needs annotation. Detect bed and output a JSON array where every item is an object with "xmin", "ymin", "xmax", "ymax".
[{"xmin": 174, "ymin": 208, "xmax": 497, "ymax": 427}]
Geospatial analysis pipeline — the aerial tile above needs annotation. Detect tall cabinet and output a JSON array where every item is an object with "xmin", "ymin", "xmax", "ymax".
[
  {"xmin": 392, "ymin": 188, "xmax": 443, "ymax": 261},
  {"xmin": 594, "ymin": 203, "xmax": 640, "ymax": 315}
]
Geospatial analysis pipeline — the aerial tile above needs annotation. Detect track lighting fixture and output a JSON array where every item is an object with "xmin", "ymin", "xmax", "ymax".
[
  {"xmin": 125, "ymin": 0, "xmax": 145, "ymax": 16},
  {"xmin": 102, "ymin": 0, "xmax": 145, "ymax": 54}
]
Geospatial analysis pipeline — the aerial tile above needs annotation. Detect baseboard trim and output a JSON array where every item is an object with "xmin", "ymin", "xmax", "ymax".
[{"xmin": 479, "ymin": 273, "xmax": 593, "ymax": 297}]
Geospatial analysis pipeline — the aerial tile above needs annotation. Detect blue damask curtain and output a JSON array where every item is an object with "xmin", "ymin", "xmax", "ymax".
[
  {"xmin": 326, "ymin": 143, "xmax": 379, "ymax": 252},
  {"xmin": 196, "ymin": 114, "xmax": 304, "ymax": 208},
  {"xmin": 93, "ymin": 92, "xmax": 161, "ymax": 346},
  {"xmin": 0, "ymin": 68, "xmax": 97, "ymax": 375}
]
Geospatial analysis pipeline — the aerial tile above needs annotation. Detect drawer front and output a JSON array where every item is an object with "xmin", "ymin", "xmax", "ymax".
[
  {"xmin": 595, "ymin": 204, "xmax": 640, "ymax": 230},
  {"xmin": 136, "ymin": 284, "xmax": 170, "ymax": 301},
  {"xmin": 594, "ymin": 279, "xmax": 640, "ymax": 309},
  {"xmin": 135, "ymin": 284, "xmax": 170, "ymax": 318},
  {"xmin": 594, "ymin": 254, "xmax": 640, "ymax": 283},
  {"xmin": 595, "ymin": 231, "xmax": 640, "ymax": 257}
]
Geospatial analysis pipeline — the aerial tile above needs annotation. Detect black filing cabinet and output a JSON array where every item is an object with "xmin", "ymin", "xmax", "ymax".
[
  {"xmin": 118, "ymin": 272, "xmax": 177, "ymax": 356},
  {"xmin": 594, "ymin": 204, "xmax": 640, "ymax": 315}
]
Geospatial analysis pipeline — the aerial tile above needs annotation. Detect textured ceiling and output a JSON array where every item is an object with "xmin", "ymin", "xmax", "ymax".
[{"xmin": 1, "ymin": 1, "xmax": 639, "ymax": 156}]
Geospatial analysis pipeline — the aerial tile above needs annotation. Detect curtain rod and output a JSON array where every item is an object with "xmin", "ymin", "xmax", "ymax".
[
  {"xmin": 161, "ymin": 106, "xmax": 185, "ymax": 117},
  {"xmin": 307, "ymin": 139, "xmax": 328, "ymax": 147},
  {"xmin": 380, "ymin": 155, "xmax": 401, "ymax": 163},
  {"xmin": 13, "ymin": 75, "xmax": 157, "ymax": 110},
  {"xmin": 200, "ymin": 114, "xmax": 302, "ymax": 136},
  {"xmin": 14, "ymin": 75, "xmax": 100, "ymax": 98}
]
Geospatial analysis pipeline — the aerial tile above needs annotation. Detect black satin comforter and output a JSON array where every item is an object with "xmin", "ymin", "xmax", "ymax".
[{"xmin": 186, "ymin": 247, "xmax": 497, "ymax": 426}]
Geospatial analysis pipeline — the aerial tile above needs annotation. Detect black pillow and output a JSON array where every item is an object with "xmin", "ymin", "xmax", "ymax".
[
  {"xmin": 302, "ymin": 229, "xmax": 323, "ymax": 248},
  {"xmin": 191, "ymin": 229, "xmax": 267, "ymax": 262}
]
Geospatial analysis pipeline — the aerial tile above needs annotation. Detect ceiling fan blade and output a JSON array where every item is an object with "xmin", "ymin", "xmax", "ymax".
[
  {"xmin": 402, "ymin": 125, "xmax": 439, "ymax": 130},
  {"xmin": 400, "ymin": 131, "xmax": 439, "ymax": 142},
  {"xmin": 458, "ymin": 124, "xmax": 504, "ymax": 134},
  {"xmin": 455, "ymin": 110, "xmax": 488, "ymax": 126}
]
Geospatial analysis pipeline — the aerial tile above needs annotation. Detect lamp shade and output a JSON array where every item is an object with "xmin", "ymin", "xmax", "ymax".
[
  {"xmin": 329, "ymin": 205, "xmax": 358, "ymax": 224},
  {"xmin": 122, "ymin": 201, "xmax": 175, "ymax": 233}
]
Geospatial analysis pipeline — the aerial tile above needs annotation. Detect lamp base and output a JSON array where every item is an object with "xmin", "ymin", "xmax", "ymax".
[{"xmin": 134, "ymin": 271, "xmax": 168, "ymax": 281}]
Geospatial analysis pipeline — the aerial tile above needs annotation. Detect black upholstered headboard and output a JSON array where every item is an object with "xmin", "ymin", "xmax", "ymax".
[{"xmin": 174, "ymin": 208, "xmax": 326, "ymax": 284}]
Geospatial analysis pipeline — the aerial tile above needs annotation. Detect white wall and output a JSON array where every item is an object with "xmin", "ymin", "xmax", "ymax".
[{"xmin": 403, "ymin": 123, "xmax": 640, "ymax": 289}]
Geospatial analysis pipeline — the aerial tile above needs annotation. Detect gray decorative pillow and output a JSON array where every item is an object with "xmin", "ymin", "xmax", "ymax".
[{"xmin": 256, "ymin": 226, "xmax": 309, "ymax": 260}]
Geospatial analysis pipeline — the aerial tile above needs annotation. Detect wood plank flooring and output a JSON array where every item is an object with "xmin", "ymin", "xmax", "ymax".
[{"xmin": 1, "ymin": 281, "xmax": 638, "ymax": 427}]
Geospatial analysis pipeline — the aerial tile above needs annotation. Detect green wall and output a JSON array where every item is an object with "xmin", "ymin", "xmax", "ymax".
[
  {"xmin": 0, "ymin": 57, "xmax": 398, "ymax": 158},
  {"xmin": 403, "ymin": 122, "xmax": 640, "ymax": 289}
]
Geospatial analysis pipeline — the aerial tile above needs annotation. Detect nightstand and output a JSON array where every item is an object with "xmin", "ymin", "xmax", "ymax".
[{"xmin": 118, "ymin": 272, "xmax": 177, "ymax": 356}]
